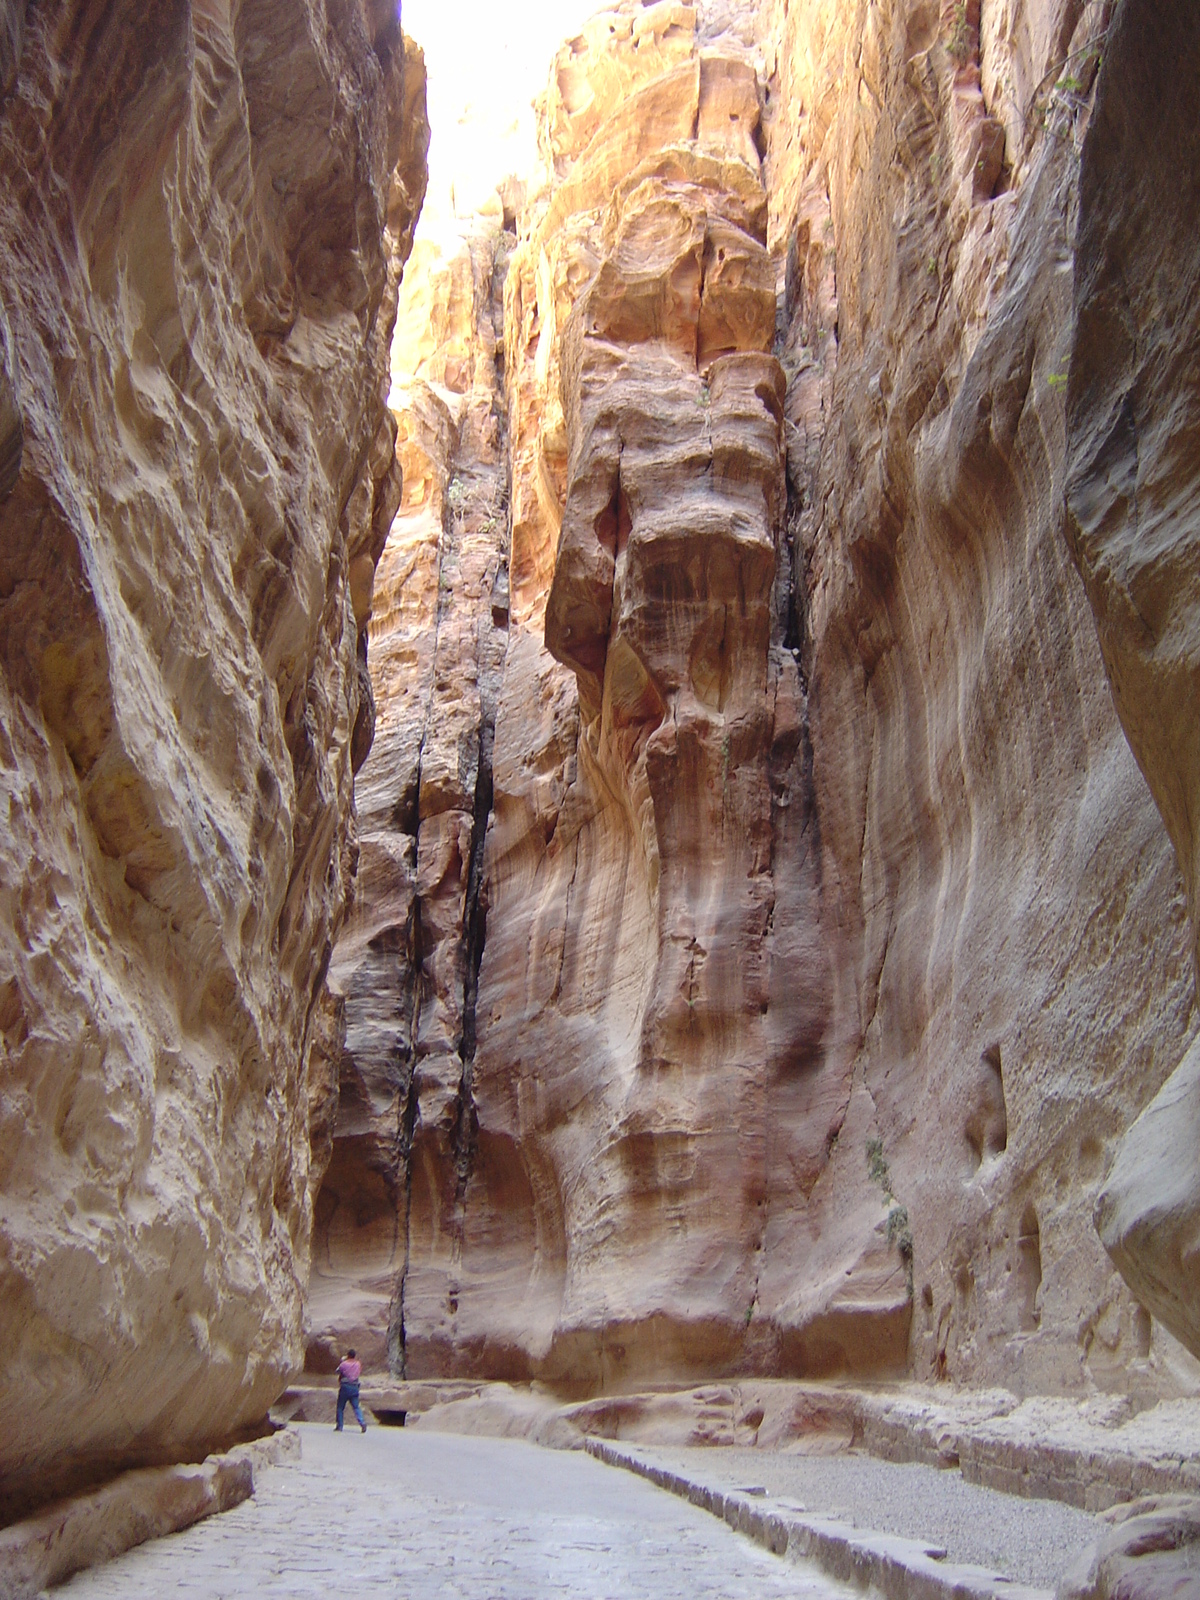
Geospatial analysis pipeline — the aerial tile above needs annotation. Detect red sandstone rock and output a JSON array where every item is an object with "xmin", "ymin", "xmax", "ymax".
[
  {"xmin": 1065, "ymin": 0, "xmax": 1200, "ymax": 1367},
  {"xmin": 0, "ymin": 0, "xmax": 426, "ymax": 1524},
  {"xmin": 313, "ymin": 221, "xmax": 510, "ymax": 1373},
  {"xmin": 9, "ymin": 0, "xmax": 1200, "ymax": 1559},
  {"xmin": 365, "ymin": 0, "xmax": 1200, "ymax": 1401},
  {"xmin": 767, "ymin": 0, "xmax": 1196, "ymax": 1396}
]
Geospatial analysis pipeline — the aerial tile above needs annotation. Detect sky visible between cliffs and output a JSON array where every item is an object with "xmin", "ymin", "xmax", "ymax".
[{"xmin": 402, "ymin": 0, "xmax": 602, "ymax": 227}]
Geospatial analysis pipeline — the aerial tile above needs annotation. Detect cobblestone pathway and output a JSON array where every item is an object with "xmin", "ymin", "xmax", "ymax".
[{"xmin": 56, "ymin": 1427, "xmax": 849, "ymax": 1598}]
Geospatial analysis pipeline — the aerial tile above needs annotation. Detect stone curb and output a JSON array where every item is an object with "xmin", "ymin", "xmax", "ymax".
[
  {"xmin": 288, "ymin": 1379, "xmax": 1200, "ymax": 1517},
  {"xmin": 585, "ymin": 1438, "xmax": 1052, "ymax": 1600},
  {"xmin": 839, "ymin": 1399, "xmax": 1200, "ymax": 1513},
  {"xmin": 0, "ymin": 1427, "xmax": 301, "ymax": 1600}
]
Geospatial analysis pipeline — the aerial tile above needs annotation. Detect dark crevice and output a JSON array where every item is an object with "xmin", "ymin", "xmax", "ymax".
[
  {"xmin": 1017, "ymin": 1202, "xmax": 1043, "ymax": 1331},
  {"xmin": 694, "ymin": 248, "xmax": 707, "ymax": 370},
  {"xmin": 450, "ymin": 695, "xmax": 494, "ymax": 1208},
  {"xmin": 390, "ymin": 763, "xmax": 420, "ymax": 834},
  {"xmin": 388, "ymin": 889, "xmax": 423, "ymax": 1379},
  {"xmin": 781, "ymin": 489, "xmax": 806, "ymax": 669},
  {"xmin": 450, "ymin": 463, "xmax": 510, "ymax": 1212},
  {"xmin": 490, "ymin": 560, "xmax": 510, "ymax": 629},
  {"xmin": 389, "ymin": 1017, "xmax": 420, "ymax": 1379},
  {"xmin": 389, "ymin": 234, "xmax": 513, "ymax": 1369},
  {"xmin": 460, "ymin": 712, "xmax": 494, "ymax": 1067},
  {"xmin": 774, "ymin": 228, "xmax": 813, "ymax": 683},
  {"xmin": 388, "ymin": 507, "xmax": 446, "ymax": 1379},
  {"xmin": 966, "ymin": 1044, "xmax": 1008, "ymax": 1169},
  {"xmin": 593, "ymin": 465, "xmax": 631, "ymax": 562}
]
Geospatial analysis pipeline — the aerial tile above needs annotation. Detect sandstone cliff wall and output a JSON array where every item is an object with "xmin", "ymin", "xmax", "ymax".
[
  {"xmin": 311, "ymin": 219, "xmax": 510, "ymax": 1372},
  {"xmin": 768, "ymin": 0, "xmax": 1196, "ymax": 1396},
  {"xmin": 320, "ymin": 0, "xmax": 1200, "ymax": 1404},
  {"xmin": 1065, "ymin": 0, "xmax": 1200, "ymax": 1366},
  {"xmin": 0, "ymin": 0, "xmax": 426, "ymax": 1521}
]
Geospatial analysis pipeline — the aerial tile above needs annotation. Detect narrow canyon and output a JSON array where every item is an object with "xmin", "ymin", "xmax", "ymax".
[
  {"xmin": 314, "ymin": 0, "xmax": 1200, "ymax": 1405},
  {"xmin": 2, "ymin": 0, "xmax": 1200, "ymax": 1591}
]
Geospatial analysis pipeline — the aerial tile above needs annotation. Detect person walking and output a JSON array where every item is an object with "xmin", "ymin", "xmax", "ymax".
[{"xmin": 335, "ymin": 1348, "xmax": 367, "ymax": 1433}]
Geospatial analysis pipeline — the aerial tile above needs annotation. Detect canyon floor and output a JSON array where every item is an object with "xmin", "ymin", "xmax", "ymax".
[
  {"xmin": 53, "ymin": 1428, "xmax": 843, "ymax": 1600},
  {"xmin": 48, "ymin": 1425, "xmax": 1106, "ymax": 1599}
]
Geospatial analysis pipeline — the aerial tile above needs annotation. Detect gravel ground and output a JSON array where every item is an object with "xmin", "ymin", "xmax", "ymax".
[{"xmin": 627, "ymin": 1445, "xmax": 1103, "ymax": 1590}]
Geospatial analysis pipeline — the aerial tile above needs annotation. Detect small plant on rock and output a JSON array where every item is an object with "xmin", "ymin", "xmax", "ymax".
[
  {"xmin": 866, "ymin": 1136, "xmax": 915, "ymax": 1297},
  {"xmin": 947, "ymin": 2, "xmax": 972, "ymax": 65},
  {"xmin": 886, "ymin": 1202, "xmax": 914, "ymax": 1262},
  {"xmin": 866, "ymin": 1135, "xmax": 890, "ymax": 1190}
]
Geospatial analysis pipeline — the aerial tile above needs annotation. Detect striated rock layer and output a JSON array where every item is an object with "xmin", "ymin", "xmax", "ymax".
[
  {"xmin": 0, "ymin": 0, "xmax": 427, "ymax": 1522},
  {"xmin": 766, "ymin": 0, "xmax": 1196, "ymax": 1396},
  {"xmin": 1065, "ymin": 0, "xmax": 1200, "ymax": 1365},
  {"xmin": 322, "ymin": 0, "xmax": 1200, "ymax": 1405}
]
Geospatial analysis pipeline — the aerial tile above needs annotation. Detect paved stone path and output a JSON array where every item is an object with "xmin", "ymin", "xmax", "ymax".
[{"xmin": 56, "ymin": 1427, "xmax": 850, "ymax": 1599}]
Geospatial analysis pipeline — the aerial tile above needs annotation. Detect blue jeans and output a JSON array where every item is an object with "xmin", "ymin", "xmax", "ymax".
[{"xmin": 336, "ymin": 1383, "xmax": 365, "ymax": 1430}]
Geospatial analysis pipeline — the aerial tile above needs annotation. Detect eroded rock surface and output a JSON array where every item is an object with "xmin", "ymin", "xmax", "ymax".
[
  {"xmin": 1058, "ymin": 1496, "xmax": 1200, "ymax": 1600},
  {"xmin": 311, "ymin": 220, "xmax": 510, "ymax": 1373},
  {"xmin": 1065, "ymin": 0, "xmax": 1200, "ymax": 1365},
  {"xmin": 766, "ymin": 0, "xmax": 1197, "ymax": 1395},
  {"xmin": 0, "ymin": 0, "xmax": 427, "ymax": 1522},
  {"xmin": 390, "ymin": 3, "xmax": 860, "ymax": 1390},
  {"xmin": 320, "ymin": 0, "xmax": 1200, "ymax": 1405}
]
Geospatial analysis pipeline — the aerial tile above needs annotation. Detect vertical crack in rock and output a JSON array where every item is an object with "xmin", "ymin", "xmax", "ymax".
[
  {"xmin": 0, "ymin": 313, "xmax": 21, "ymax": 502},
  {"xmin": 384, "ymin": 761, "xmax": 426, "ymax": 1381},
  {"xmin": 460, "ymin": 668, "xmax": 498, "ymax": 1044},
  {"xmin": 780, "ymin": 489, "xmax": 805, "ymax": 668},
  {"xmin": 451, "ymin": 599, "xmax": 499, "ymax": 1207},
  {"xmin": 390, "ymin": 940, "xmax": 422, "ymax": 1378},
  {"xmin": 318, "ymin": 217, "xmax": 511, "ymax": 1379}
]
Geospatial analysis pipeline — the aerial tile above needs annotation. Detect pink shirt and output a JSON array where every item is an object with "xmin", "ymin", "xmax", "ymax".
[{"xmin": 337, "ymin": 1358, "xmax": 362, "ymax": 1383}]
